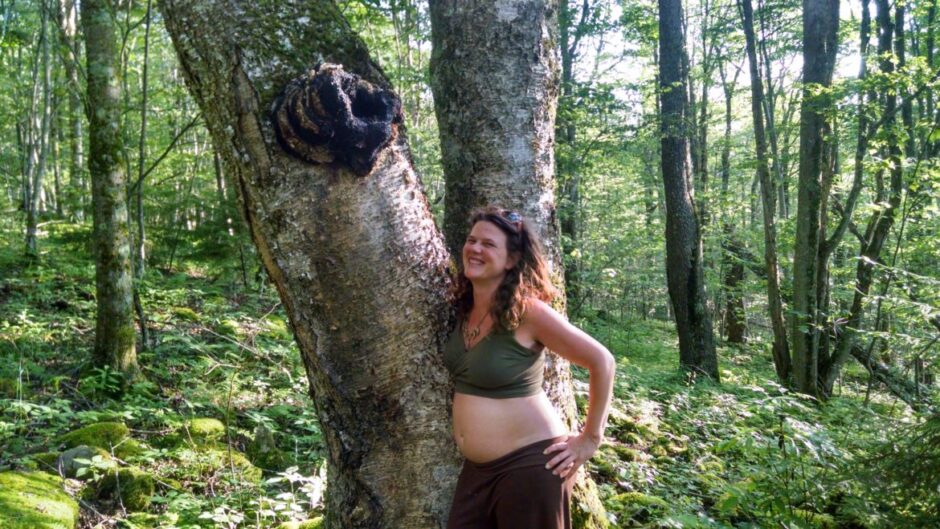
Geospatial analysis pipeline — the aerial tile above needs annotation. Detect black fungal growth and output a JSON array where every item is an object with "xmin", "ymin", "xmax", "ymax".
[{"xmin": 271, "ymin": 64, "xmax": 403, "ymax": 176}]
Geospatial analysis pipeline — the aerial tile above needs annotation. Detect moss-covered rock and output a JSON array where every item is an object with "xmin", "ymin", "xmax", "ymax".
[
  {"xmin": 212, "ymin": 318, "xmax": 240, "ymax": 338},
  {"xmin": 58, "ymin": 422, "xmax": 130, "ymax": 452},
  {"xmin": 174, "ymin": 446, "xmax": 263, "ymax": 483},
  {"xmin": 171, "ymin": 306, "xmax": 199, "ymax": 322},
  {"xmin": 606, "ymin": 491, "xmax": 669, "ymax": 524},
  {"xmin": 276, "ymin": 517, "xmax": 324, "ymax": 529},
  {"xmin": 0, "ymin": 471, "xmax": 79, "ymax": 529},
  {"xmin": 30, "ymin": 452, "xmax": 62, "ymax": 471},
  {"xmin": 97, "ymin": 467, "xmax": 155, "ymax": 512},
  {"xmin": 609, "ymin": 443, "xmax": 642, "ymax": 462},
  {"xmin": 116, "ymin": 512, "xmax": 180, "ymax": 529},
  {"xmin": 590, "ymin": 448, "xmax": 621, "ymax": 479},
  {"xmin": 56, "ymin": 445, "xmax": 115, "ymax": 479},
  {"xmin": 247, "ymin": 424, "xmax": 288, "ymax": 471},
  {"xmin": 183, "ymin": 417, "xmax": 225, "ymax": 445},
  {"xmin": 114, "ymin": 438, "xmax": 148, "ymax": 460},
  {"xmin": 205, "ymin": 448, "xmax": 263, "ymax": 483}
]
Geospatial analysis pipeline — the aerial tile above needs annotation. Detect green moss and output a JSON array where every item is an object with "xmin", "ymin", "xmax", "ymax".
[
  {"xmin": 175, "ymin": 446, "xmax": 263, "ymax": 483},
  {"xmin": 276, "ymin": 517, "xmax": 324, "ymax": 529},
  {"xmin": 0, "ymin": 471, "xmax": 79, "ymax": 529},
  {"xmin": 570, "ymin": 477, "xmax": 609, "ymax": 529},
  {"xmin": 206, "ymin": 449, "xmax": 262, "ymax": 483},
  {"xmin": 261, "ymin": 315, "xmax": 292, "ymax": 340},
  {"xmin": 117, "ymin": 512, "xmax": 181, "ymax": 529},
  {"xmin": 30, "ymin": 452, "xmax": 62, "ymax": 471},
  {"xmin": 184, "ymin": 417, "xmax": 226, "ymax": 445},
  {"xmin": 97, "ymin": 467, "xmax": 155, "ymax": 512},
  {"xmin": 213, "ymin": 319, "xmax": 240, "ymax": 337},
  {"xmin": 171, "ymin": 306, "xmax": 199, "ymax": 322},
  {"xmin": 247, "ymin": 425, "xmax": 287, "ymax": 471},
  {"xmin": 606, "ymin": 491, "xmax": 669, "ymax": 524},
  {"xmin": 791, "ymin": 509, "xmax": 837, "ymax": 529},
  {"xmin": 616, "ymin": 491, "xmax": 670, "ymax": 508},
  {"xmin": 58, "ymin": 422, "xmax": 130, "ymax": 452},
  {"xmin": 591, "ymin": 448, "xmax": 621, "ymax": 479},
  {"xmin": 114, "ymin": 439, "xmax": 148, "ymax": 460},
  {"xmin": 609, "ymin": 444, "xmax": 641, "ymax": 462},
  {"xmin": 695, "ymin": 458, "xmax": 725, "ymax": 474},
  {"xmin": 617, "ymin": 431, "xmax": 644, "ymax": 446}
]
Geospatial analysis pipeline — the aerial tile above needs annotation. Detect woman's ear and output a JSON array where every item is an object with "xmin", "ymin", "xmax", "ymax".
[{"xmin": 505, "ymin": 253, "xmax": 521, "ymax": 271}]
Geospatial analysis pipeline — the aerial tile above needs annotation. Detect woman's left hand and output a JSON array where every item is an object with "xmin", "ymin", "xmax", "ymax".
[{"xmin": 543, "ymin": 432, "xmax": 600, "ymax": 479}]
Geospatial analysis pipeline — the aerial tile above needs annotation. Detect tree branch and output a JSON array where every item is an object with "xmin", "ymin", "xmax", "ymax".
[{"xmin": 128, "ymin": 114, "xmax": 201, "ymax": 195}]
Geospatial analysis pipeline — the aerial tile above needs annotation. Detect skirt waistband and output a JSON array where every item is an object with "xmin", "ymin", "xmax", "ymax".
[{"xmin": 465, "ymin": 435, "xmax": 567, "ymax": 472}]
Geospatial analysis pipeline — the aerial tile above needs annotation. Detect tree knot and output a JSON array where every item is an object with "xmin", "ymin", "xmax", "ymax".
[{"xmin": 272, "ymin": 63, "xmax": 403, "ymax": 176}]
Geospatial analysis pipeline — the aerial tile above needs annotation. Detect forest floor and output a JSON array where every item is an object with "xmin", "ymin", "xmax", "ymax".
[{"xmin": 0, "ymin": 220, "xmax": 927, "ymax": 529}]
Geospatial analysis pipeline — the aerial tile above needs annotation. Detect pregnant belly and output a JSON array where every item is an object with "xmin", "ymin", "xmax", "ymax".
[{"xmin": 452, "ymin": 392, "xmax": 567, "ymax": 463}]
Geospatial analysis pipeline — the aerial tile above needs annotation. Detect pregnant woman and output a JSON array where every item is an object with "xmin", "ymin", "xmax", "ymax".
[{"xmin": 444, "ymin": 207, "xmax": 615, "ymax": 529}]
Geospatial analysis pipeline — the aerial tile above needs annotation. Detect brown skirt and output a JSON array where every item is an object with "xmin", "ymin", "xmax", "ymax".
[{"xmin": 446, "ymin": 436, "xmax": 576, "ymax": 529}]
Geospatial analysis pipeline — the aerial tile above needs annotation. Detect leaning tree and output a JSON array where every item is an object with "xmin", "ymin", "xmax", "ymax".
[{"xmin": 159, "ymin": 0, "xmax": 605, "ymax": 527}]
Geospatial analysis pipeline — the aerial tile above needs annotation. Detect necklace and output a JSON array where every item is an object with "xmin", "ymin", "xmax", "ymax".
[{"xmin": 462, "ymin": 311, "xmax": 489, "ymax": 349}]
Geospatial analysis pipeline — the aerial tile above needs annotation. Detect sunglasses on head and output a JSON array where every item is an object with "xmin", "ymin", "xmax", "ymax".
[{"xmin": 502, "ymin": 210, "xmax": 522, "ymax": 223}]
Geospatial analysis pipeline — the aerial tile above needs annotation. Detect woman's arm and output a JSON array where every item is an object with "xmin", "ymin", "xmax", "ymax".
[{"xmin": 524, "ymin": 299, "xmax": 616, "ymax": 479}]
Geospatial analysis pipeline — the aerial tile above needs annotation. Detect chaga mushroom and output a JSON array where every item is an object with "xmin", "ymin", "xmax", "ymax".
[{"xmin": 271, "ymin": 63, "xmax": 403, "ymax": 176}]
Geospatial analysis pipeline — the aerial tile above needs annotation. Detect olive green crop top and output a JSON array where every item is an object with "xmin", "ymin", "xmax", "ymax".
[{"xmin": 443, "ymin": 323, "xmax": 545, "ymax": 398}]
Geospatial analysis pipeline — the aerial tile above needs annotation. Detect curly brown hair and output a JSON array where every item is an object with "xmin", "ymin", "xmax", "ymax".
[{"xmin": 452, "ymin": 206, "xmax": 558, "ymax": 330}]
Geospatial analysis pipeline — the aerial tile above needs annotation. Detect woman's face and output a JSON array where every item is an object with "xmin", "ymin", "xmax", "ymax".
[{"xmin": 462, "ymin": 221, "xmax": 515, "ymax": 281}]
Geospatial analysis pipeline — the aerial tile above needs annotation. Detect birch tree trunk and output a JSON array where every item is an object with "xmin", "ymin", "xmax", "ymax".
[
  {"xmin": 25, "ymin": 0, "xmax": 51, "ymax": 259},
  {"xmin": 658, "ymin": 0, "xmax": 720, "ymax": 381},
  {"xmin": 59, "ymin": 0, "xmax": 85, "ymax": 221},
  {"xmin": 158, "ymin": 1, "xmax": 462, "ymax": 527},
  {"xmin": 84, "ymin": 0, "xmax": 137, "ymax": 375},
  {"xmin": 429, "ymin": 1, "xmax": 607, "ymax": 525}
]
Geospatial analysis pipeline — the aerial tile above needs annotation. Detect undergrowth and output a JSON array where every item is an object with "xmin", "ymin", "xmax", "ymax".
[
  {"xmin": 0, "ymin": 222, "xmax": 324, "ymax": 529},
  {"xmin": 579, "ymin": 313, "xmax": 934, "ymax": 528},
  {"xmin": 1, "ymin": 220, "xmax": 936, "ymax": 528}
]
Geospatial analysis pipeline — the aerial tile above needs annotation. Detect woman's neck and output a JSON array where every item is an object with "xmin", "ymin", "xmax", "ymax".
[{"xmin": 469, "ymin": 278, "xmax": 500, "ymax": 315}]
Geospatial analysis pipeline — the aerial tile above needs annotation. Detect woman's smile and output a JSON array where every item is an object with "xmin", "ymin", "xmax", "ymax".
[{"xmin": 462, "ymin": 221, "xmax": 512, "ymax": 279}]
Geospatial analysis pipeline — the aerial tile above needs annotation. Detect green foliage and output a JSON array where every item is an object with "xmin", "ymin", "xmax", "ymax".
[
  {"xmin": 0, "ymin": 224, "xmax": 324, "ymax": 527},
  {"xmin": 578, "ymin": 317, "xmax": 923, "ymax": 529},
  {"xmin": 858, "ymin": 414, "xmax": 940, "ymax": 527}
]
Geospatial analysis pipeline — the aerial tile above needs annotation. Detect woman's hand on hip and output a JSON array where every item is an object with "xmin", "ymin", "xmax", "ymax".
[{"xmin": 543, "ymin": 433, "xmax": 600, "ymax": 479}]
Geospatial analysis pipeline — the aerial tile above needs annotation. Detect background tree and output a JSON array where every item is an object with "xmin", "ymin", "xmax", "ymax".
[
  {"xmin": 84, "ymin": 0, "xmax": 137, "ymax": 375},
  {"xmin": 658, "ymin": 0, "xmax": 720, "ymax": 380}
]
